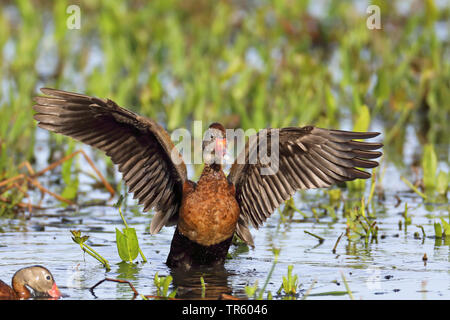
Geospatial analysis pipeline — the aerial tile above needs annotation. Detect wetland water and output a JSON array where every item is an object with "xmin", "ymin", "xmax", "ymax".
[
  {"xmin": 0, "ymin": 125, "xmax": 448, "ymax": 300},
  {"xmin": 0, "ymin": 1, "xmax": 449, "ymax": 301}
]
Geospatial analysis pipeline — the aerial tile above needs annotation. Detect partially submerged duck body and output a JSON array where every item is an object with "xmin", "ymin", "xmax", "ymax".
[{"xmin": 34, "ymin": 88, "xmax": 383, "ymax": 270}]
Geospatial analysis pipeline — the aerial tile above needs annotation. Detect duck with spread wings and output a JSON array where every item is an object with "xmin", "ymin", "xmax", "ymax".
[{"xmin": 33, "ymin": 88, "xmax": 383, "ymax": 269}]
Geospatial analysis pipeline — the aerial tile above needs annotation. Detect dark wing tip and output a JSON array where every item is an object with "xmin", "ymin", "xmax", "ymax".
[
  {"xmin": 349, "ymin": 140, "xmax": 383, "ymax": 151},
  {"xmin": 352, "ymin": 158, "xmax": 380, "ymax": 168},
  {"xmin": 357, "ymin": 131, "xmax": 381, "ymax": 138},
  {"xmin": 329, "ymin": 129, "xmax": 381, "ymax": 139},
  {"xmin": 40, "ymin": 87, "xmax": 57, "ymax": 95},
  {"xmin": 39, "ymin": 87, "xmax": 93, "ymax": 101},
  {"xmin": 355, "ymin": 150, "xmax": 383, "ymax": 159},
  {"xmin": 349, "ymin": 168, "xmax": 372, "ymax": 179}
]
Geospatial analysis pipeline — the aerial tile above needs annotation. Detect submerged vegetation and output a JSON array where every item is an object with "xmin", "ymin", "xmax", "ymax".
[{"xmin": 0, "ymin": 0, "xmax": 448, "ymax": 299}]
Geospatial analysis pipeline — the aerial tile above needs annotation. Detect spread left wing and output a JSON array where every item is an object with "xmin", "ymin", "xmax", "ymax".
[{"xmin": 228, "ymin": 126, "xmax": 383, "ymax": 246}]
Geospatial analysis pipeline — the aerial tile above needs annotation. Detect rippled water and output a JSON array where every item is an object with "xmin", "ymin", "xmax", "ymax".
[
  {"xmin": 0, "ymin": 188, "xmax": 448, "ymax": 300},
  {"xmin": 0, "ymin": 0, "xmax": 448, "ymax": 301},
  {"xmin": 0, "ymin": 126, "xmax": 448, "ymax": 300}
]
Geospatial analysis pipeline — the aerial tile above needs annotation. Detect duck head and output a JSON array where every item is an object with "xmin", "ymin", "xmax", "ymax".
[
  {"xmin": 12, "ymin": 266, "xmax": 61, "ymax": 299},
  {"xmin": 202, "ymin": 122, "xmax": 227, "ymax": 168}
]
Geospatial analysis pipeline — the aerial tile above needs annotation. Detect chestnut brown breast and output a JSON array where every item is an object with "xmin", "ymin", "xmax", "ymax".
[{"xmin": 178, "ymin": 166, "xmax": 240, "ymax": 246}]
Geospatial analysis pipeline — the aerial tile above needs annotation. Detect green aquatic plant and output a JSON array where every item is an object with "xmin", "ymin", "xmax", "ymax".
[
  {"xmin": 434, "ymin": 221, "xmax": 442, "ymax": 238},
  {"xmin": 400, "ymin": 176, "xmax": 427, "ymax": 200},
  {"xmin": 61, "ymin": 141, "xmax": 79, "ymax": 203},
  {"xmin": 0, "ymin": 0, "xmax": 449, "ymax": 300},
  {"xmin": 401, "ymin": 141, "xmax": 449, "ymax": 201},
  {"xmin": 347, "ymin": 105, "xmax": 371, "ymax": 192},
  {"xmin": 200, "ymin": 276, "xmax": 206, "ymax": 298},
  {"xmin": 279, "ymin": 197, "xmax": 308, "ymax": 222},
  {"xmin": 277, "ymin": 265, "xmax": 299, "ymax": 296},
  {"xmin": 114, "ymin": 196, "xmax": 147, "ymax": 263},
  {"xmin": 416, "ymin": 225, "xmax": 426, "ymax": 239},
  {"xmin": 153, "ymin": 272, "xmax": 177, "ymax": 299},
  {"xmin": 304, "ymin": 230, "xmax": 325, "ymax": 244},
  {"xmin": 345, "ymin": 200, "xmax": 378, "ymax": 244},
  {"xmin": 422, "ymin": 144, "xmax": 437, "ymax": 190},
  {"xmin": 434, "ymin": 218, "xmax": 450, "ymax": 239},
  {"xmin": 328, "ymin": 188, "xmax": 342, "ymax": 205},
  {"xmin": 421, "ymin": 144, "xmax": 448, "ymax": 198},
  {"xmin": 340, "ymin": 272, "xmax": 354, "ymax": 300},
  {"xmin": 436, "ymin": 171, "xmax": 449, "ymax": 196},
  {"xmin": 245, "ymin": 248, "xmax": 279, "ymax": 300},
  {"xmin": 244, "ymin": 280, "xmax": 259, "ymax": 299},
  {"xmin": 366, "ymin": 167, "xmax": 380, "ymax": 216},
  {"xmin": 70, "ymin": 229, "xmax": 111, "ymax": 271},
  {"xmin": 115, "ymin": 227, "xmax": 140, "ymax": 263},
  {"xmin": 403, "ymin": 203, "xmax": 412, "ymax": 227}
]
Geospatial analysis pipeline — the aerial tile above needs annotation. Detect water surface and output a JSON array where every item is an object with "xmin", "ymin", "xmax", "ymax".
[{"xmin": 0, "ymin": 126, "xmax": 448, "ymax": 300}]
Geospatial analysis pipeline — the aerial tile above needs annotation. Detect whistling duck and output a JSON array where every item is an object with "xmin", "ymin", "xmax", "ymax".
[
  {"xmin": 33, "ymin": 88, "xmax": 383, "ymax": 269},
  {"xmin": 0, "ymin": 265, "xmax": 61, "ymax": 299}
]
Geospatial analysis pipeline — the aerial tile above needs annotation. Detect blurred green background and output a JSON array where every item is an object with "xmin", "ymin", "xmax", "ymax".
[{"xmin": 0, "ymin": 0, "xmax": 448, "ymax": 202}]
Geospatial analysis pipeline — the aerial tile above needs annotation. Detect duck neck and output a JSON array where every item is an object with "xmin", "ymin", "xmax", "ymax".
[
  {"xmin": 197, "ymin": 163, "xmax": 225, "ymax": 186},
  {"xmin": 202, "ymin": 163, "xmax": 224, "ymax": 177},
  {"xmin": 12, "ymin": 273, "xmax": 31, "ymax": 299},
  {"xmin": 207, "ymin": 163, "xmax": 222, "ymax": 172}
]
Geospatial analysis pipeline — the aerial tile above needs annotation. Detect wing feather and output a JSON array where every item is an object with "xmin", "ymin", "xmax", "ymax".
[
  {"xmin": 33, "ymin": 88, "xmax": 187, "ymax": 234},
  {"xmin": 228, "ymin": 126, "xmax": 383, "ymax": 245}
]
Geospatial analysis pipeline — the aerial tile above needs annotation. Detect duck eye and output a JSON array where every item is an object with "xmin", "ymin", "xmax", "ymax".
[{"xmin": 46, "ymin": 275, "xmax": 51, "ymax": 281}]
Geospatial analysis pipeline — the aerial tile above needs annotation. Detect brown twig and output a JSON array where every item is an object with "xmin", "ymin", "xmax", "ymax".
[
  {"xmin": 77, "ymin": 150, "xmax": 115, "ymax": 198},
  {"xmin": 0, "ymin": 174, "xmax": 25, "ymax": 188},
  {"xmin": 90, "ymin": 278, "xmax": 179, "ymax": 300},
  {"xmin": 0, "ymin": 196, "xmax": 45, "ymax": 210},
  {"xmin": 25, "ymin": 176, "xmax": 74, "ymax": 205},
  {"xmin": 0, "ymin": 150, "xmax": 116, "ymax": 212},
  {"xmin": 18, "ymin": 161, "xmax": 35, "ymax": 175},
  {"xmin": 90, "ymin": 278, "xmax": 140, "ymax": 299},
  {"xmin": 0, "ymin": 181, "xmax": 27, "ymax": 196},
  {"xmin": 33, "ymin": 150, "xmax": 115, "ymax": 197}
]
